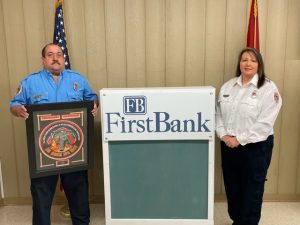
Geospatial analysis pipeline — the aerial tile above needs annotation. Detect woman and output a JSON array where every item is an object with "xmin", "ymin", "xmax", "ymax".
[{"xmin": 216, "ymin": 47, "xmax": 282, "ymax": 225}]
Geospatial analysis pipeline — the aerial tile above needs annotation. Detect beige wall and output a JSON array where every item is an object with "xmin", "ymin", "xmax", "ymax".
[{"xmin": 0, "ymin": 0, "xmax": 300, "ymax": 203}]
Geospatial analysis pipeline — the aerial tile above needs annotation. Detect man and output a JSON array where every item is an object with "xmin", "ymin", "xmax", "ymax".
[{"xmin": 10, "ymin": 43, "xmax": 98, "ymax": 225}]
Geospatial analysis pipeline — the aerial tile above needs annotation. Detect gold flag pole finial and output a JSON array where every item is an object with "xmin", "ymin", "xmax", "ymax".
[{"xmin": 55, "ymin": 0, "xmax": 63, "ymax": 8}]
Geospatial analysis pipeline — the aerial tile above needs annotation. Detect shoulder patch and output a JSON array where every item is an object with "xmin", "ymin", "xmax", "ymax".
[
  {"xmin": 274, "ymin": 92, "xmax": 279, "ymax": 103},
  {"xmin": 16, "ymin": 84, "xmax": 22, "ymax": 95}
]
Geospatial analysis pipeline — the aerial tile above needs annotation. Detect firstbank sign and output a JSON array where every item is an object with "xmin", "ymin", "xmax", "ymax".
[
  {"xmin": 101, "ymin": 89, "xmax": 215, "ymax": 140},
  {"xmin": 123, "ymin": 96, "xmax": 147, "ymax": 115}
]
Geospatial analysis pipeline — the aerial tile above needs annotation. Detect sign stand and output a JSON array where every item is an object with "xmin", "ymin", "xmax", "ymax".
[{"xmin": 100, "ymin": 87, "xmax": 215, "ymax": 225}]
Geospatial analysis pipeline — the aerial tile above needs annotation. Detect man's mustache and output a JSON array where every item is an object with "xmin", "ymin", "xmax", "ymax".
[{"xmin": 51, "ymin": 60, "xmax": 60, "ymax": 65}]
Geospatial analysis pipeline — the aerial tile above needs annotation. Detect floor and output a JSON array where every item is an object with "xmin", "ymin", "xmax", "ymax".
[{"xmin": 0, "ymin": 202, "xmax": 300, "ymax": 225}]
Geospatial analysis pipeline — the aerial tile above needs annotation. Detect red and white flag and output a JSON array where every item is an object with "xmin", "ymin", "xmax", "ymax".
[{"xmin": 247, "ymin": 0, "xmax": 260, "ymax": 51}]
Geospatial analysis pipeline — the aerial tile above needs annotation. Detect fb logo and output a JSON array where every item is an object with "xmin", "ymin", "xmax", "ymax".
[{"xmin": 123, "ymin": 96, "xmax": 147, "ymax": 115}]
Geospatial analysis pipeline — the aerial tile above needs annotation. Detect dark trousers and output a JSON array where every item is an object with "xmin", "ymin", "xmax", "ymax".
[
  {"xmin": 221, "ymin": 135, "xmax": 273, "ymax": 225},
  {"xmin": 31, "ymin": 170, "xmax": 90, "ymax": 225}
]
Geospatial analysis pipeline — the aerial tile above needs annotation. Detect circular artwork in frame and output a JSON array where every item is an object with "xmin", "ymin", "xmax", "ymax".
[
  {"xmin": 39, "ymin": 120, "xmax": 84, "ymax": 160},
  {"xmin": 25, "ymin": 101, "xmax": 94, "ymax": 178}
]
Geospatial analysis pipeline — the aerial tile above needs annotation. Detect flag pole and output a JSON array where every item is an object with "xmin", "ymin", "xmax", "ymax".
[{"xmin": 53, "ymin": 0, "xmax": 71, "ymax": 218}]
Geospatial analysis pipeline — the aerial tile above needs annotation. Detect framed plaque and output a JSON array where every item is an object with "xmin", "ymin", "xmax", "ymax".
[{"xmin": 25, "ymin": 101, "xmax": 94, "ymax": 178}]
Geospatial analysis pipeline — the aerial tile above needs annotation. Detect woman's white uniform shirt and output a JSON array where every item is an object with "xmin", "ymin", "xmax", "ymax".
[{"xmin": 216, "ymin": 74, "xmax": 282, "ymax": 146}]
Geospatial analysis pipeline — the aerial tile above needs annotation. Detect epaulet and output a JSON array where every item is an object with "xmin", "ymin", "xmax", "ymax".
[
  {"xmin": 265, "ymin": 77, "xmax": 271, "ymax": 83},
  {"xmin": 22, "ymin": 70, "xmax": 42, "ymax": 81},
  {"xmin": 28, "ymin": 71, "xmax": 40, "ymax": 77},
  {"xmin": 64, "ymin": 69, "xmax": 82, "ymax": 76},
  {"xmin": 15, "ymin": 70, "xmax": 42, "ymax": 95},
  {"xmin": 227, "ymin": 76, "xmax": 238, "ymax": 84},
  {"xmin": 266, "ymin": 79, "xmax": 278, "ymax": 91}
]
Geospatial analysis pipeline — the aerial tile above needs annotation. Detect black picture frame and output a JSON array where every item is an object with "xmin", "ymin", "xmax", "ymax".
[{"xmin": 25, "ymin": 101, "xmax": 94, "ymax": 178}]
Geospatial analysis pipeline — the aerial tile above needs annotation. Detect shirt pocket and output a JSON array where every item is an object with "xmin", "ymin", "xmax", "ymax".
[
  {"xmin": 67, "ymin": 92, "xmax": 83, "ymax": 101},
  {"xmin": 240, "ymin": 97, "xmax": 259, "ymax": 118},
  {"xmin": 218, "ymin": 95, "xmax": 232, "ymax": 114},
  {"xmin": 30, "ymin": 92, "xmax": 49, "ymax": 104}
]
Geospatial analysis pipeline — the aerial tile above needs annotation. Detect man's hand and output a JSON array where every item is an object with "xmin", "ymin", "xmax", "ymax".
[
  {"xmin": 222, "ymin": 135, "xmax": 240, "ymax": 148},
  {"xmin": 91, "ymin": 102, "xmax": 98, "ymax": 117},
  {"xmin": 10, "ymin": 105, "xmax": 29, "ymax": 119}
]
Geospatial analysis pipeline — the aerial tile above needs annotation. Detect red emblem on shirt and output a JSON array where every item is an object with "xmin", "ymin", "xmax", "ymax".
[
  {"xmin": 251, "ymin": 90, "xmax": 257, "ymax": 98},
  {"xmin": 274, "ymin": 92, "xmax": 279, "ymax": 103}
]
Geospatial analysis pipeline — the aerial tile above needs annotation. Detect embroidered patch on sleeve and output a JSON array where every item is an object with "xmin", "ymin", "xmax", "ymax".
[
  {"xmin": 16, "ymin": 84, "xmax": 22, "ymax": 95},
  {"xmin": 274, "ymin": 92, "xmax": 279, "ymax": 103}
]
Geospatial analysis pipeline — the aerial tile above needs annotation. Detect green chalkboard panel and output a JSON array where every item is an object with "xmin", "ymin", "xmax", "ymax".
[{"xmin": 109, "ymin": 140, "xmax": 208, "ymax": 219}]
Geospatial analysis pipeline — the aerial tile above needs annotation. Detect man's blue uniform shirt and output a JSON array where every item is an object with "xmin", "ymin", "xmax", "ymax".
[{"xmin": 10, "ymin": 69, "xmax": 98, "ymax": 106}]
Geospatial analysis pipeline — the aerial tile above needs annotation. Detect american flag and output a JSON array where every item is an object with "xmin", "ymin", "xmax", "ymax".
[{"xmin": 53, "ymin": 0, "xmax": 71, "ymax": 69}]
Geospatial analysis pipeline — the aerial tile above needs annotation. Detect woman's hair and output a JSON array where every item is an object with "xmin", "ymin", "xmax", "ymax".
[{"xmin": 235, "ymin": 47, "xmax": 266, "ymax": 88}]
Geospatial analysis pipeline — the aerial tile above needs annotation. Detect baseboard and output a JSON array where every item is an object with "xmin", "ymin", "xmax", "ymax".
[{"xmin": 263, "ymin": 194, "xmax": 300, "ymax": 202}]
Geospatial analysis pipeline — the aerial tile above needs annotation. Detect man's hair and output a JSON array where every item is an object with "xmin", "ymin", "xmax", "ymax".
[
  {"xmin": 235, "ymin": 47, "xmax": 266, "ymax": 89},
  {"xmin": 41, "ymin": 43, "xmax": 62, "ymax": 57}
]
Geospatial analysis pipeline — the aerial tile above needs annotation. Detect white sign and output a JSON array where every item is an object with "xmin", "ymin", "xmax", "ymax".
[
  {"xmin": 100, "ymin": 87, "xmax": 215, "ymax": 225},
  {"xmin": 100, "ymin": 87, "xmax": 215, "ymax": 141}
]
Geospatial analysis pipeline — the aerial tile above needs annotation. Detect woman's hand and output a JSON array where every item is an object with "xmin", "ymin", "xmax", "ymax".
[{"xmin": 222, "ymin": 135, "xmax": 240, "ymax": 148}]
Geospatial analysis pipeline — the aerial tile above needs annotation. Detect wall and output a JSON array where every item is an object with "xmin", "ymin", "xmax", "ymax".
[{"xmin": 0, "ymin": 0, "xmax": 299, "ymax": 203}]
